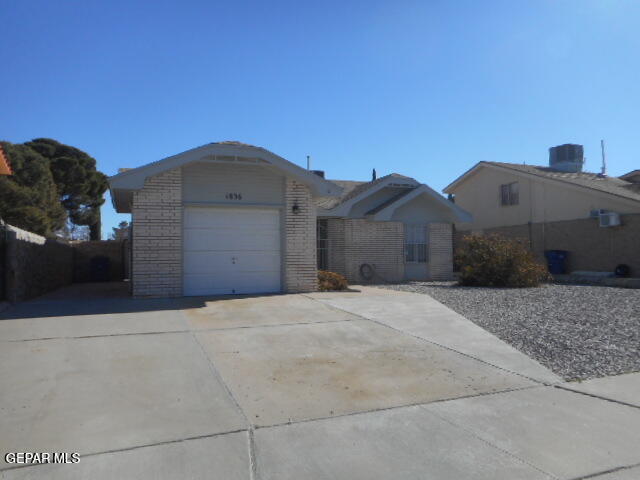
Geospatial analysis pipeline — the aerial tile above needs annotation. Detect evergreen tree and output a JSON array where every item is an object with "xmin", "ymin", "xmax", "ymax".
[
  {"xmin": 110, "ymin": 220, "xmax": 129, "ymax": 240},
  {"xmin": 0, "ymin": 142, "xmax": 66, "ymax": 236},
  {"xmin": 26, "ymin": 138, "xmax": 108, "ymax": 240}
]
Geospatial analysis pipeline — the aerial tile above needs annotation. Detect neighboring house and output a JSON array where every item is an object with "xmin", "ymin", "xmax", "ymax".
[
  {"xmin": 109, "ymin": 141, "xmax": 470, "ymax": 297},
  {"xmin": 0, "ymin": 145, "xmax": 12, "ymax": 175},
  {"xmin": 444, "ymin": 144, "xmax": 640, "ymax": 275}
]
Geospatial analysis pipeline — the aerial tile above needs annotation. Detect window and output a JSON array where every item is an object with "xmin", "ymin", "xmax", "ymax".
[
  {"xmin": 500, "ymin": 182, "xmax": 519, "ymax": 206},
  {"xmin": 317, "ymin": 219, "xmax": 328, "ymax": 270},
  {"xmin": 405, "ymin": 224, "xmax": 427, "ymax": 263}
]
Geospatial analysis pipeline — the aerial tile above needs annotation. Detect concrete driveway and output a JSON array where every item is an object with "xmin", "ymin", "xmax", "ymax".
[{"xmin": 1, "ymin": 283, "xmax": 639, "ymax": 479}]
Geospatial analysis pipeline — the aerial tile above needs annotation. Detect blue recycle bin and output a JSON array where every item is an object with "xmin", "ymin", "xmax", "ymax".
[{"xmin": 544, "ymin": 250, "xmax": 569, "ymax": 275}]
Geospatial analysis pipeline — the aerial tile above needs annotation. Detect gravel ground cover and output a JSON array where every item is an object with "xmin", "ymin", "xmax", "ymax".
[{"xmin": 378, "ymin": 282, "xmax": 640, "ymax": 381}]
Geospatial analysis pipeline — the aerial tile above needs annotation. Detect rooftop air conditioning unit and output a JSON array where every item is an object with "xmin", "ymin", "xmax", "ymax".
[
  {"xmin": 590, "ymin": 209, "xmax": 608, "ymax": 218},
  {"xmin": 599, "ymin": 212, "xmax": 621, "ymax": 227}
]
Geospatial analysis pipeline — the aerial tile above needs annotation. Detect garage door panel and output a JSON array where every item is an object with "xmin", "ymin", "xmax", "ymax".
[
  {"xmin": 184, "ymin": 228, "xmax": 280, "ymax": 252},
  {"xmin": 183, "ymin": 207, "xmax": 282, "ymax": 296},
  {"xmin": 184, "ymin": 273, "xmax": 280, "ymax": 296},
  {"xmin": 183, "ymin": 276, "xmax": 237, "ymax": 296},
  {"xmin": 184, "ymin": 251, "xmax": 280, "ymax": 275},
  {"xmin": 184, "ymin": 208, "xmax": 280, "ymax": 228}
]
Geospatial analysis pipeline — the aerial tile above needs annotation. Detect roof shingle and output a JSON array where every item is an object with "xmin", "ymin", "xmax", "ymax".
[{"xmin": 316, "ymin": 173, "xmax": 417, "ymax": 210}]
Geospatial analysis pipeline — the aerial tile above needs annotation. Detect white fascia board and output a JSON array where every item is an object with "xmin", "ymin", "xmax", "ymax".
[
  {"xmin": 327, "ymin": 176, "xmax": 420, "ymax": 217},
  {"xmin": 372, "ymin": 184, "xmax": 473, "ymax": 222},
  {"xmin": 108, "ymin": 143, "xmax": 343, "ymax": 197},
  {"xmin": 443, "ymin": 162, "xmax": 485, "ymax": 194}
]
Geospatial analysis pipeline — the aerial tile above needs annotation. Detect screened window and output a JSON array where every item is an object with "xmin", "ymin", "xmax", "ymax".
[
  {"xmin": 405, "ymin": 224, "xmax": 427, "ymax": 263},
  {"xmin": 317, "ymin": 219, "xmax": 328, "ymax": 270},
  {"xmin": 500, "ymin": 182, "xmax": 519, "ymax": 206}
]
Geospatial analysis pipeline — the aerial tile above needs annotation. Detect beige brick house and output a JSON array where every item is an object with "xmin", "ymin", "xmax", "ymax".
[{"xmin": 109, "ymin": 141, "xmax": 469, "ymax": 297}]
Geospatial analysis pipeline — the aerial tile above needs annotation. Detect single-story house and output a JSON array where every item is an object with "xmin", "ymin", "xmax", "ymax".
[
  {"xmin": 109, "ymin": 141, "xmax": 470, "ymax": 297},
  {"xmin": 443, "ymin": 144, "xmax": 640, "ymax": 275}
]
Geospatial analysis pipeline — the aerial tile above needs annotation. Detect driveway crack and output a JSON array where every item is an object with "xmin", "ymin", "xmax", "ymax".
[{"xmin": 188, "ymin": 329, "xmax": 257, "ymax": 479}]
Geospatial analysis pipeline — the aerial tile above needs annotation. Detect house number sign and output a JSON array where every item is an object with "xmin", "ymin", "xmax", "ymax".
[{"xmin": 225, "ymin": 193, "xmax": 243, "ymax": 200}]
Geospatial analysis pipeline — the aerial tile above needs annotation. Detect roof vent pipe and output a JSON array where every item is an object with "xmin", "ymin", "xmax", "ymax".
[{"xmin": 599, "ymin": 140, "xmax": 607, "ymax": 177}]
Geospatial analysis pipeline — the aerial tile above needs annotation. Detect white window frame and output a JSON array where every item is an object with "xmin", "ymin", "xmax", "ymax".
[{"xmin": 405, "ymin": 224, "xmax": 428, "ymax": 264}]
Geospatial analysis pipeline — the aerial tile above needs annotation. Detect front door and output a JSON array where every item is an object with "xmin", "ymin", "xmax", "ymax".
[{"xmin": 404, "ymin": 223, "xmax": 428, "ymax": 280}]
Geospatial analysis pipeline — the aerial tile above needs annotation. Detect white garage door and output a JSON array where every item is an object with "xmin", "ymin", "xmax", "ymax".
[{"xmin": 183, "ymin": 207, "xmax": 281, "ymax": 296}]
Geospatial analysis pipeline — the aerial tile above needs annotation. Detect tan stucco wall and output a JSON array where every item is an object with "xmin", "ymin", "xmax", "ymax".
[
  {"xmin": 391, "ymin": 194, "xmax": 458, "ymax": 223},
  {"xmin": 452, "ymin": 167, "xmax": 640, "ymax": 230}
]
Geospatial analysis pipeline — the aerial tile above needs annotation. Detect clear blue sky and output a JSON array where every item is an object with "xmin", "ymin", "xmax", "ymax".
[{"xmin": 2, "ymin": 0, "xmax": 638, "ymax": 238}]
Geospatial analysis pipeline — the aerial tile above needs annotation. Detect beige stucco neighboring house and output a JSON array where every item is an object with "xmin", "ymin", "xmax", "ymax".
[
  {"xmin": 444, "ymin": 144, "xmax": 640, "ymax": 275},
  {"xmin": 109, "ymin": 141, "xmax": 470, "ymax": 297}
]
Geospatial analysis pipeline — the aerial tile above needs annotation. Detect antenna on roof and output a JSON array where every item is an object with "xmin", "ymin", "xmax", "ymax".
[
  {"xmin": 600, "ymin": 140, "xmax": 607, "ymax": 177},
  {"xmin": 372, "ymin": 168, "xmax": 377, "ymax": 181},
  {"xmin": 306, "ymin": 155, "xmax": 310, "ymax": 170}
]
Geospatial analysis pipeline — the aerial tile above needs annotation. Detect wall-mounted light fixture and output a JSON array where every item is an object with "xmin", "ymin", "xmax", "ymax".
[{"xmin": 292, "ymin": 203, "xmax": 300, "ymax": 214}]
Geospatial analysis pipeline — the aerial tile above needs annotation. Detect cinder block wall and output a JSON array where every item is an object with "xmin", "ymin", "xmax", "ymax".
[
  {"xmin": 327, "ymin": 218, "xmax": 405, "ymax": 283},
  {"xmin": 456, "ymin": 213, "xmax": 640, "ymax": 276},
  {"xmin": 428, "ymin": 223, "xmax": 453, "ymax": 280},
  {"xmin": 72, "ymin": 240, "xmax": 125, "ymax": 282},
  {"xmin": 131, "ymin": 169, "xmax": 182, "ymax": 297},
  {"xmin": 2, "ymin": 224, "xmax": 74, "ymax": 302},
  {"xmin": 284, "ymin": 178, "xmax": 317, "ymax": 292}
]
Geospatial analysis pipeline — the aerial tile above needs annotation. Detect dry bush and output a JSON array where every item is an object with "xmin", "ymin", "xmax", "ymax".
[
  {"xmin": 456, "ymin": 234, "xmax": 551, "ymax": 288},
  {"xmin": 318, "ymin": 270, "xmax": 348, "ymax": 291}
]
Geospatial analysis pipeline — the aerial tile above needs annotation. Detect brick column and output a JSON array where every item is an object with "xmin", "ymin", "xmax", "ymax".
[
  {"xmin": 131, "ymin": 169, "xmax": 182, "ymax": 297},
  {"xmin": 284, "ymin": 178, "xmax": 317, "ymax": 292},
  {"xmin": 428, "ymin": 223, "xmax": 453, "ymax": 280}
]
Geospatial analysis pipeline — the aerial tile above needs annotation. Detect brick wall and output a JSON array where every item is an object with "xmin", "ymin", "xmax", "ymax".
[
  {"xmin": 284, "ymin": 178, "xmax": 317, "ymax": 292},
  {"xmin": 2, "ymin": 224, "xmax": 73, "ymax": 302},
  {"xmin": 326, "ymin": 218, "xmax": 404, "ymax": 283},
  {"xmin": 428, "ymin": 223, "xmax": 453, "ymax": 280},
  {"xmin": 131, "ymin": 169, "xmax": 182, "ymax": 297},
  {"xmin": 456, "ymin": 213, "xmax": 640, "ymax": 276}
]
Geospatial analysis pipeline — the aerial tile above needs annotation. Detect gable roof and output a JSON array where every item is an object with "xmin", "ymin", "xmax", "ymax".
[
  {"xmin": 368, "ymin": 184, "xmax": 472, "ymax": 222},
  {"xmin": 0, "ymin": 145, "xmax": 12, "ymax": 175},
  {"xmin": 364, "ymin": 188, "xmax": 416, "ymax": 215},
  {"xmin": 620, "ymin": 169, "xmax": 640, "ymax": 182},
  {"xmin": 315, "ymin": 173, "xmax": 417, "ymax": 211},
  {"xmin": 316, "ymin": 180, "xmax": 367, "ymax": 209},
  {"xmin": 445, "ymin": 161, "xmax": 640, "ymax": 204},
  {"xmin": 109, "ymin": 141, "xmax": 342, "ymax": 212},
  {"xmin": 317, "ymin": 173, "xmax": 471, "ymax": 222}
]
